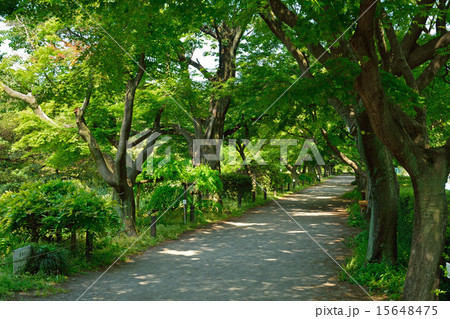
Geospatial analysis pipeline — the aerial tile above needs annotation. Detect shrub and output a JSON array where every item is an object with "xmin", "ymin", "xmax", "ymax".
[
  {"xmin": 0, "ymin": 180, "xmax": 120, "ymax": 250},
  {"xmin": 25, "ymin": 244, "xmax": 69, "ymax": 275},
  {"xmin": 220, "ymin": 172, "xmax": 252, "ymax": 198}
]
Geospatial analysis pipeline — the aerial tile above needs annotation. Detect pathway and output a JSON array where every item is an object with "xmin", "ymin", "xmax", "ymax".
[{"xmin": 36, "ymin": 175, "xmax": 370, "ymax": 301}]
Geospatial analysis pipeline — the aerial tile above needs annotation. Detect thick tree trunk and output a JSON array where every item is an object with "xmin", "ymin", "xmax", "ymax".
[
  {"xmin": 403, "ymin": 158, "xmax": 448, "ymax": 300},
  {"xmin": 350, "ymin": 0, "xmax": 450, "ymax": 299},
  {"xmin": 118, "ymin": 184, "xmax": 138, "ymax": 236},
  {"xmin": 357, "ymin": 113, "xmax": 399, "ymax": 264}
]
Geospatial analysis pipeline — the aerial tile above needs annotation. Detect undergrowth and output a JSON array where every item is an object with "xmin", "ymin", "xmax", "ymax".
[{"xmin": 342, "ymin": 176, "xmax": 450, "ymax": 300}]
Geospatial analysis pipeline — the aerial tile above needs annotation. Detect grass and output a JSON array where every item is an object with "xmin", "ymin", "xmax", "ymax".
[
  {"xmin": 341, "ymin": 175, "xmax": 450, "ymax": 300},
  {"xmin": 0, "ymin": 271, "xmax": 67, "ymax": 300}
]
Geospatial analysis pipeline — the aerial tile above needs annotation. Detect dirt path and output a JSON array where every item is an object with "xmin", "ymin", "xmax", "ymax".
[{"xmin": 35, "ymin": 175, "xmax": 371, "ymax": 301}]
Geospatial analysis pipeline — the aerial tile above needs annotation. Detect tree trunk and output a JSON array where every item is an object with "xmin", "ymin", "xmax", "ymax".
[
  {"xmin": 85, "ymin": 230, "xmax": 93, "ymax": 262},
  {"xmin": 403, "ymin": 158, "xmax": 448, "ymax": 300},
  {"xmin": 316, "ymin": 165, "xmax": 322, "ymax": 181},
  {"xmin": 119, "ymin": 185, "xmax": 138, "ymax": 236},
  {"xmin": 357, "ymin": 113, "xmax": 399, "ymax": 264},
  {"xmin": 136, "ymin": 184, "xmax": 140, "ymax": 212},
  {"xmin": 70, "ymin": 229, "xmax": 78, "ymax": 253}
]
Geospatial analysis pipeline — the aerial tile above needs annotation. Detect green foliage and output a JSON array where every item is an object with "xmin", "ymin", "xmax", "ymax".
[
  {"xmin": 144, "ymin": 161, "xmax": 223, "ymax": 214},
  {"xmin": 0, "ymin": 179, "xmax": 119, "ymax": 248},
  {"xmin": 58, "ymin": 187, "xmax": 120, "ymax": 235},
  {"xmin": 298, "ymin": 173, "xmax": 314, "ymax": 184},
  {"xmin": 147, "ymin": 184, "xmax": 184, "ymax": 212},
  {"xmin": 341, "ymin": 187, "xmax": 362, "ymax": 201},
  {"xmin": 25, "ymin": 244, "xmax": 69, "ymax": 275},
  {"xmin": 221, "ymin": 172, "xmax": 253, "ymax": 198},
  {"xmin": 346, "ymin": 202, "xmax": 367, "ymax": 228},
  {"xmin": 344, "ymin": 177, "xmax": 450, "ymax": 300}
]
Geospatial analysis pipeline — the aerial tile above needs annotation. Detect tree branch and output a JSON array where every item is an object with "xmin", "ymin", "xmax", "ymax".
[
  {"xmin": 200, "ymin": 25, "xmax": 218, "ymax": 39},
  {"xmin": 74, "ymin": 106, "xmax": 116, "ymax": 186},
  {"xmin": 115, "ymin": 53, "xmax": 146, "ymax": 181},
  {"xmin": 321, "ymin": 128, "xmax": 363, "ymax": 175},
  {"xmin": 417, "ymin": 53, "xmax": 450, "ymax": 92},
  {"xmin": 177, "ymin": 51, "xmax": 214, "ymax": 81},
  {"xmin": 407, "ymin": 32, "xmax": 450, "ymax": 70},
  {"xmin": 401, "ymin": 0, "xmax": 436, "ymax": 58},
  {"xmin": 0, "ymin": 82, "xmax": 59, "ymax": 126},
  {"xmin": 268, "ymin": 0, "xmax": 298, "ymax": 28},
  {"xmin": 259, "ymin": 11, "xmax": 313, "ymax": 78},
  {"xmin": 382, "ymin": 15, "xmax": 418, "ymax": 90}
]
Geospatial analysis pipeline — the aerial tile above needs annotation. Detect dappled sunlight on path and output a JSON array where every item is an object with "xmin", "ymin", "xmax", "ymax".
[{"xmin": 36, "ymin": 175, "xmax": 370, "ymax": 301}]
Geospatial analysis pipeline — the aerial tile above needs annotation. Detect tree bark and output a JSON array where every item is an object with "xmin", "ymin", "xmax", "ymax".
[
  {"xmin": 118, "ymin": 184, "xmax": 137, "ymax": 236},
  {"xmin": 403, "ymin": 158, "xmax": 448, "ymax": 300},
  {"xmin": 351, "ymin": 0, "xmax": 450, "ymax": 299},
  {"xmin": 357, "ymin": 112, "xmax": 399, "ymax": 264}
]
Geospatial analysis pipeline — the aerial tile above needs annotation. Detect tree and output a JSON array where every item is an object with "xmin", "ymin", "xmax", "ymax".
[
  {"xmin": 351, "ymin": 0, "xmax": 449, "ymax": 300},
  {"xmin": 170, "ymin": 2, "xmax": 250, "ymax": 171},
  {"xmin": 0, "ymin": 1, "xmax": 176, "ymax": 235},
  {"xmin": 257, "ymin": 0, "xmax": 399, "ymax": 264}
]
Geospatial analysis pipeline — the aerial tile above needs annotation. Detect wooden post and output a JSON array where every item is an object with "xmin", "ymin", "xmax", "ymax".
[
  {"xmin": 287, "ymin": 183, "xmax": 290, "ymax": 191},
  {"xmin": 150, "ymin": 215, "xmax": 157, "ymax": 237},
  {"xmin": 190, "ymin": 204, "xmax": 195, "ymax": 222},
  {"xmin": 183, "ymin": 183, "xmax": 187, "ymax": 224},
  {"xmin": 252, "ymin": 191, "xmax": 256, "ymax": 203},
  {"xmin": 264, "ymin": 189, "xmax": 267, "ymax": 199}
]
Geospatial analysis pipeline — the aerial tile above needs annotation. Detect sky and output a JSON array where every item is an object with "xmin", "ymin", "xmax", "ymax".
[
  {"xmin": 0, "ymin": 21, "xmax": 12, "ymax": 54},
  {"xmin": 0, "ymin": 21, "xmax": 217, "ymax": 75}
]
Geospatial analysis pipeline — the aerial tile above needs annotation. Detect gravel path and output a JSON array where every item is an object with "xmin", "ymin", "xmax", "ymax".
[{"xmin": 36, "ymin": 175, "xmax": 371, "ymax": 301}]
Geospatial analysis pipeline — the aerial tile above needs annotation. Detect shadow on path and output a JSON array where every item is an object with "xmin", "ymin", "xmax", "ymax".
[{"xmin": 37, "ymin": 175, "xmax": 371, "ymax": 301}]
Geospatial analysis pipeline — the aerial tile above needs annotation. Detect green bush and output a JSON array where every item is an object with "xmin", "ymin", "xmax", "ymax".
[
  {"xmin": 58, "ymin": 188, "xmax": 120, "ymax": 235},
  {"xmin": 24, "ymin": 244, "xmax": 69, "ymax": 275},
  {"xmin": 220, "ymin": 172, "xmax": 252, "ymax": 198},
  {"xmin": 143, "ymin": 161, "xmax": 223, "ymax": 217},
  {"xmin": 298, "ymin": 173, "xmax": 314, "ymax": 185},
  {"xmin": 341, "ymin": 187, "xmax": 362, "ymax": 201},
  {"xmin": 0, "ymin": 180, "xmax": 120, "ymax": 249}
]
